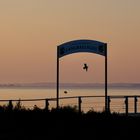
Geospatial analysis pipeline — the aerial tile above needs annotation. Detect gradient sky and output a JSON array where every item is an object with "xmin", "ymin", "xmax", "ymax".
[{"xmin": 0, "ymin": 0, "xmax": 140, "ymax": 84}]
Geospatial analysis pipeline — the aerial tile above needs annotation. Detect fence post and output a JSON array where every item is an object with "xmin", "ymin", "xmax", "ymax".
[
  {"xmin": 107, "ymin": 96, "xmax": 111, "ymax": 113},
  {"xmin": 125, "ymin": 96, "xmax": 128, "ymax": 116},
  {"xmin": 134, "ymin": 96, "xmax": 138, "ymax": 114},
  {"xmin": 78, "ymin": 97, "xmax": 82, "ymax": 114},
  {"xmin": 45, "ymin": 99, "xmax": 49, "ymax": 111}
]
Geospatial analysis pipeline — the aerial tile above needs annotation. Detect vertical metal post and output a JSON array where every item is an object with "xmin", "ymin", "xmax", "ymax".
[
  {"xmin": 57, "ymin": 46, "xmax": 59, "ymax": 109},
  {"xmin": 134, "ymin": 96, "xmax": 138, "ymax": 114},
  {"xmin": 125, "ymin": 96, "xmax": 128, "ymax": 115},
  {"xmin": 107, "ymin": 96, "xmax": 111, "ymax": 113},
  {"xmin": 45, "ymin": 99, "xmax": 49, "ymax": 111},
  {"xmin": 78, "ymin": 97, "xmax": 82, "ymax": 114},
  {"xmin": 105, "ymin": 44, "xmax": 108, "ymax": 112}
]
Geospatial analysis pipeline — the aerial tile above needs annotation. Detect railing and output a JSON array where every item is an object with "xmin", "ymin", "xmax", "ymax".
[{"xmin": 0, "ymin": 95, "xmax": 140, "ymax": 115}]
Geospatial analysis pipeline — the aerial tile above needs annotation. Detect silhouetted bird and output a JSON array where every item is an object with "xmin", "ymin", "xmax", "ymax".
[
  {"xmin": 64, "ymin": 91, "xmax": 68, "ymax": 94},
  {"xmin": 83, "ymin": 63, "xmax": 88, "ymax": 72}
]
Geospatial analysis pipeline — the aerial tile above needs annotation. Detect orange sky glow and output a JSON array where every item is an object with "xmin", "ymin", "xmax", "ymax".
[{"xmin": 0, "ymin": 0, "xmax": 140, "ymax": 84}]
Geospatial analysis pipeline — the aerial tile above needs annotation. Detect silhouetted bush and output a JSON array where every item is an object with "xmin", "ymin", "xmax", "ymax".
[
  {"xmin": 14, "ymin": 99, "xmax": 26, "ymax": 111},
  {"xmin": 33, "ymin": 104, "xmax": 43, "ymax": 112},
  {"xmin": 7, "ymin": 100, "xmax": 13, "ymax": 111},
  {"xmin": 51, "ymin": 105, "xmax": 79, "ymax": 114}
]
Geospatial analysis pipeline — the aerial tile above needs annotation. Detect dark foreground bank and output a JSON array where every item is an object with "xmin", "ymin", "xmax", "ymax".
[{"xmin": 0, "ymin": 106, "xmax": 140, "ymax": 140}]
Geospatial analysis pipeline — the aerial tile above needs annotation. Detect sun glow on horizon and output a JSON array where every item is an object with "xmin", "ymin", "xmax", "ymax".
[{"xmin": 0, "ymin": 0, "xmax": 140, "ymax": 83}]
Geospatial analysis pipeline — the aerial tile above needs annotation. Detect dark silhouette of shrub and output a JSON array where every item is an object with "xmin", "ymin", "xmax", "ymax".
[{"xmin": 14, "ymin": 99, "xmax": 26, "ymax": 111}]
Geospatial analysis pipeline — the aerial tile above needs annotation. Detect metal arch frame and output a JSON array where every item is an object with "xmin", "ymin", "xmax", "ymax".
[{"xmin": 56, "ymin": 40, "xmax": 108, "ymax": 112}]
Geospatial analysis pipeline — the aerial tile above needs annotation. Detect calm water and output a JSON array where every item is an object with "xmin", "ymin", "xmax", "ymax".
[{"xmin": 0, "ymin": 87, "xmax": 140, "ymax": 113}]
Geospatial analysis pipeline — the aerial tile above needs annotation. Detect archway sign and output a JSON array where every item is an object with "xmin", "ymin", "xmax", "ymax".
[{"xmin": 57, "ymin": 39, "xmax": 108, "ymax": 112}]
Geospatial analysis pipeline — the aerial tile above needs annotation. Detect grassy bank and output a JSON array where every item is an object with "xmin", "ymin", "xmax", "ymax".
[{"xmin": 0, "ymin": 103, "xmax": 139, "ymax": 140}]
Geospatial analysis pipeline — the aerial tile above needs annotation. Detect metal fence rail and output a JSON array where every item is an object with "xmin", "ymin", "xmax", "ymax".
[{"xmin": 0, "ymin": 95, "xmax": 140, "ymax": 115}]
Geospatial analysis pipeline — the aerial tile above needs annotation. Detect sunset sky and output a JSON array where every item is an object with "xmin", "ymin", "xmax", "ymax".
[{"xmin": 0, "ymin": 0, "xmax": 140, "ymax": 84}]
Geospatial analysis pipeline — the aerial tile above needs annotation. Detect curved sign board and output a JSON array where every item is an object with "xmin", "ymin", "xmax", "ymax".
[{"xmin": 58, "ymin": 40, "xmax": 107, "ymax": 58}]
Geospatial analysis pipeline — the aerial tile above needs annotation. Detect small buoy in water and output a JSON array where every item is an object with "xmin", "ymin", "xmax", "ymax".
[{"xmin": 64, "ymin": 91, "xmax": 68, "ymax": 94}]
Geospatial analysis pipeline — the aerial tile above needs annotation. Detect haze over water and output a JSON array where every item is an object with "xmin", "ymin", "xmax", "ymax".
[{"xmin": 0, "ymin": 83, "xmax": 140, "ymax": 113}]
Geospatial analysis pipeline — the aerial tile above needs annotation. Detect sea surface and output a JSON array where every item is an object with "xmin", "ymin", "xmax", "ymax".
[{"xmin": 0, "ymin": 86, "xmax": 140, "ymax": 113}]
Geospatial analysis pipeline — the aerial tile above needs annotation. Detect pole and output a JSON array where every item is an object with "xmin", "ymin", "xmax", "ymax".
[
  {"xmin": 105, "ymin": 44, "xmax": 108, "ymax": 112},
  {"xmin": 125, "ymin": 96, "xmax": 128, "ymax": 116},
  {"xmin": 57, "ymin": 46, "xmax": 59, "ymax": 109},
  {"xmin": 134, "ymin": 96, "xmax": 137, "ymax": 114},
  {"xmin": 78, "ymin": 97, "xmax": 82, "ymax": 114},
  {"xmin": 45, "ymin": 99, "xmax": 49, "ymax": 111},
  {"xmin": 107, "ymin": 96, "xmax": 111, "ymax": 113}
]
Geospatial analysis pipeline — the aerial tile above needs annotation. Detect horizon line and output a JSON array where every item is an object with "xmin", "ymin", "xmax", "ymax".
[{"xmin": 0, "ymin": 82, "xmax": 140, "ymax": 88}]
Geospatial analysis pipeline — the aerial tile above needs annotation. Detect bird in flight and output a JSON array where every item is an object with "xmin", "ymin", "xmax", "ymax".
[
  {"xmin": 83, "ymin": 63, "xmax": 88, "ymax": 72},
  {"xmin": 64, "ymin": 91, "xmax": 68, "ymax": 94}
]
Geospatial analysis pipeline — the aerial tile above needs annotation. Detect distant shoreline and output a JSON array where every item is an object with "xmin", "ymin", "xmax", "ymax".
[{"xmin": 0, "ymin": 83, "xmax": 140, "ymax": 89}]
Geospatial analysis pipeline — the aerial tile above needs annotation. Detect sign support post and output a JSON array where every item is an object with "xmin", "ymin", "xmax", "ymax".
[
  {"xmin": 57, "ymin": 46, "xmax": 59, "ymax": 109},
  {"xmin": 56, "ymin": 40, "xmax": 108, "ymax": 111},
  {"xmin": 105, "ymin": 44, "xmax": 108, "ymax": 112}
]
